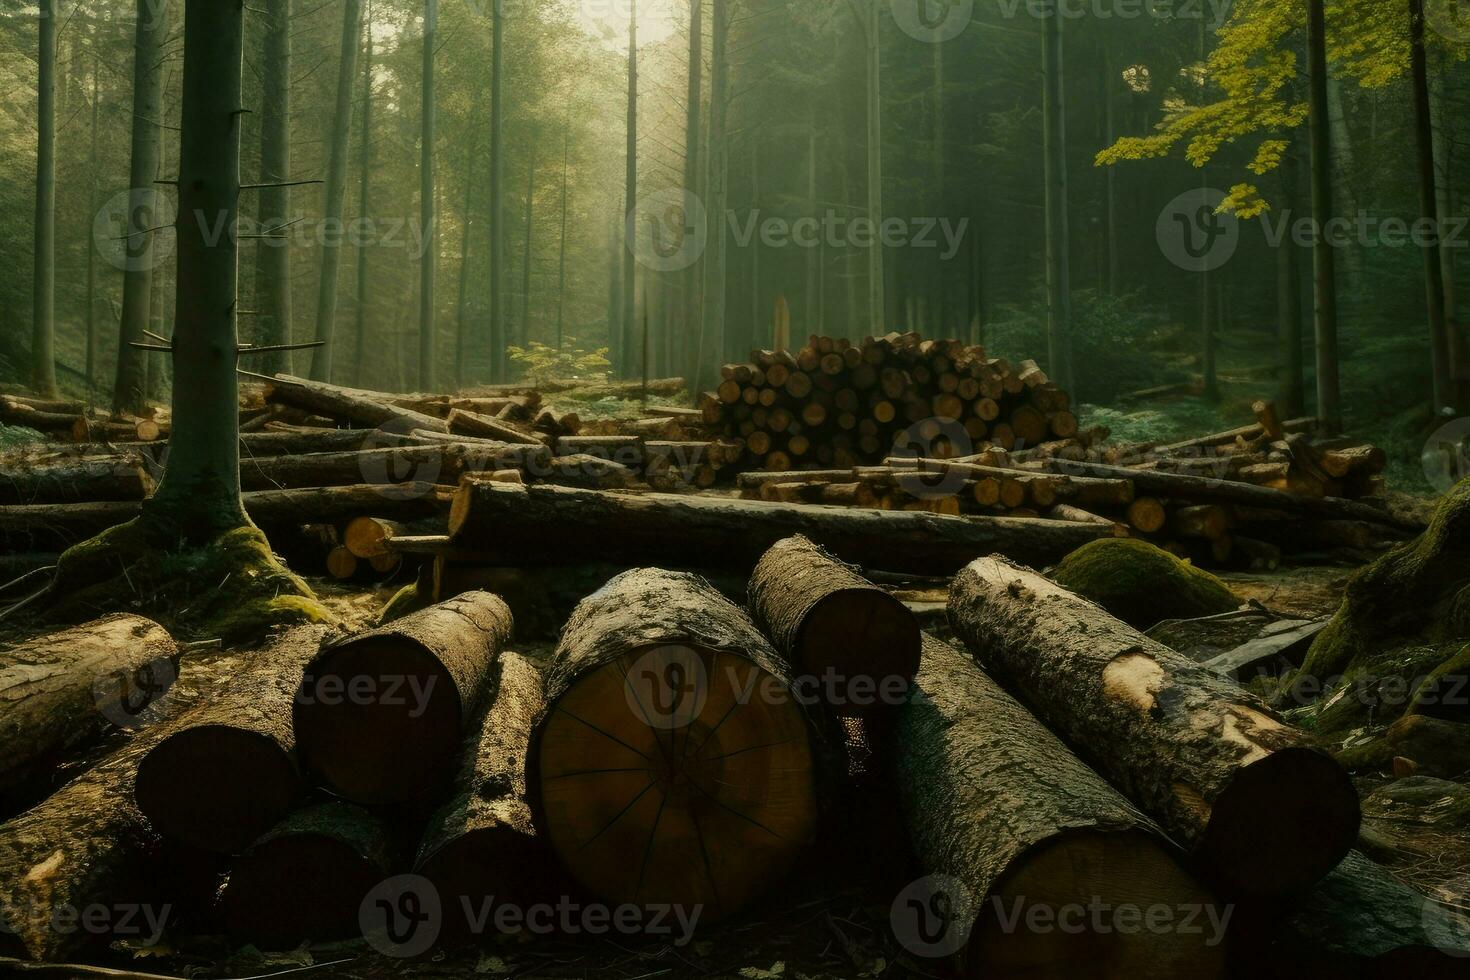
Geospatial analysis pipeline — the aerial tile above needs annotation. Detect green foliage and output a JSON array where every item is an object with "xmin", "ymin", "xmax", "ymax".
[
  {"xmin": 1052, "ymin": 537, "xmax": 1241, "ymax": 630},
  {"xmin": 0, "ymin": 423, "xmax": 44, "ymax": 451},
  {"xmin": 506, "ymin": 338, "xmax": 611, "ymax": 387}
]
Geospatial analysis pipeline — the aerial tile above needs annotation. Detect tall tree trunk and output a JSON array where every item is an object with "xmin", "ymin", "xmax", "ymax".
[
  {"xmin": 696, "ymin": 0, "xmax": 730, "ymax": 391},
  {"xmin": 1277, "ymin": 140, "xmax": 1307, "ymax": 418},
  {"xmin": 352, "ymin": 0, "xmax": 374, "ymax": 387},
  {"xmin": 805, "ymin": 126, "xmax": 819, "ymax": 338},
  {"xmin": 85, "ymin": 31, "xmax": 100, "ymax": 393},
  {"xmin": 931, "ymin": 34, "xmax": 946, "ymax": 333},
  {"xmin": 682, "ymin": 0, "xmax": 703, "ymax": 389},
  {"xmin": 454, "ymin": 117, "xmax": 481, "ymax": 391},
  {"xmin": 1307, "ymin": 0, "xmax": 1342, "ymax": 435},
  {"xmin": 519, "ymin": 147, "xmax": 536, "ymax": 348},
  {"xmin": 1430, "ymin": 71, "xmax": 1463, "ymax": 408},
  {"xmin": 864, "ymin": 0, "xmax": 884, "ymax": 336},
  {"xmin": 622, "ymin": 3, "xmax": 638, "ymax": 378},
  {"xmin": 1103, "ymin": 48, "xmax": 1118, "ymax": 297},
  {"xmin": 488, "ymin": 3, "xmax": 506, "ymax": 381},
  {"xmin": 143, "ymin": 0, "xmax": 248, "ymax": 541},
  {"xmin": 418, "ymin": 0, "xmax": 438, "ymax": 391},
  {"xmin": 1041, "ymin": 8, "xmax": 1074, "ymax": 393},
  {"xmin": 32, "ymin": 1, "xmax": 58, "ymax": 397},
  {"xmin": 308, "ymin": 0, "xmax": 363, "ymax": 382},
  {"xmin": 114, "ymin": 0, "xmax": 168, "ymax": 414},
  {"xmin": 254, "ymin": 0, "xmax": 293, "ymax": 378},
  {"xmin": 1409, "ymin": 0, "xmax": 1454, "ymax": 416},
  {"xmin": 607, "ymin": 213, "xmax": 622, "ymax": 361},
  {"xmin": 749, "ymin": 139, "xmax": 760, "ymax": 353},
  {"xmin": 555, "ymin": 108, "xmax": 570, "ymax": 350}
]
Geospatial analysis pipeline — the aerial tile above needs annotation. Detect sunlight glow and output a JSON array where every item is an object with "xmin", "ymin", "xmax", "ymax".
[{"xmin": 577, "ymin": 0, "xmax": 679, "ymax": 49}]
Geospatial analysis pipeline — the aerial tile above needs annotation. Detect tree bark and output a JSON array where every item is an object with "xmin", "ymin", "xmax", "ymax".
[
  {"xmin": 84, "ymin": 31, "xmax": 99, "ymax": 391},
  {"xmin": 556, "ymin": 106, "xmax": 572, "ymax": 350},
  {"xmin": 864, "ymin": 0, "xmax": 884, "ymax": 336},
  {"xmin": 454, "ymin": 106, "xmax": 480, "ymax": 391},
  {"xmin": 221, "ymin": 801, "xmax": 392, "ymax": 945},
  {"xmin": 0, "ymin": 454, "xmax": 155, "ymax": 504},
  {"xmin": 1041, "ymin": 7, "xmax": 1074, "ymax": 393},
  {"xmin": 139, "ymin": 0, "xmax": 249, "ymax": 542},
  {"xmin": 294, "ymin": 591, "xmax": 513, "ymax": 804},
  {"xmin": 519, "ymin": 145, "xmax": 536, "ymax": 347},
  {"xmin": 1307, "ymin": 0, "xmax": 1342, "ymax": 435},
  {"xmin": 526, "ymin": 567, "xmax": 822, "ymax": 922},
  {"xmin": 1410, "ymin": 0, "xmax": 1454, "ymax": 417},
  {"xmin": 488, "ymin": 2, "xmax": 506, "ymax": 381},
  {"xmin": 0, "ymin": 616, "xmax": 176, "ymax": 804},
  {"xmin": 308, "ymin": 0, "xmax": 364, "ymax": 381},
  {"xmin": 949, "ymin": 557, "xmax": 1359, "ymax": 897},
  {"xmin": 415, "ymin": 649, "xmax": 546, "ymax": 936},
  {"xmin": 1276, "ymin": 135, "xmax": 1306, "ymax": 417},
  {"xmin": 264, "ymin": 374, "xmax": 451, "ymax": 433},
  {"xmin": 747, "ymin": 534, "xmax": 919, "ymax": 715},
  {"xmin": 447, "ymin": 482, "xmax": 1112, "ymax": 575},
  {"xmin": 681, "ymin": 0, "xmax": 703, "ymax": 389},
  {"xmin": 134, "ymin": 626, "xmax": 330, "ymax": 855},
  {"xmin": 893, "ymin": 636, "xmax": 1224, "ymax": 978},
  {"xmin": 31, "ymin": 1, "xmax": 58, "ymax": 398},
  {"xmin": 352, "ymin": 0, "xmax": 374, "ymax": 387},
  {"xmin": 419, "ymin": 0, "xmax": 438, "ymax": 391},
  {"xmin": 621, "ymin": 3, "xmax": 638, "ymax": 377},
  {"xmin": 237, "ymin": 443, "xmax": 519, "ymax": 491},
  {"xmin": 695, "ymin": 0, "xmax": 730, "ymax": 392},
  {"xmin": 253, "ymin": 0, "xmax": 293, "ymax": 378}
]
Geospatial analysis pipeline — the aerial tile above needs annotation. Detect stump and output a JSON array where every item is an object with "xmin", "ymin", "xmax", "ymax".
[
  {"xmin": 527, "ymin": 569, "xmax": 822, "ymax": 923},
  {"xmin": 950, "ymin": 557, "xmax": 1359, "ymax": 897},
  {"xmin": 747, "ymin": 535, "xmax": 920, "ymax": 715},
  {"xmin": 294, "ymin": 592, "xmax": 513, "ymax": 804}
]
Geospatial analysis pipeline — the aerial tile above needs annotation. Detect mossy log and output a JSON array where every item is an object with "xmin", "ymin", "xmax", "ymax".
[
  {"xmin": 415, "ymin": 650, "xmax": 546, "ymax": 938},
  {"xmin": 0, "ymin": 671, "xmax": 208, "ymax": 959},
  {"xmin": 527, "ymin": 568, "xmax": 824, "ymax": 923},
  {"xmin": 1051, "ymin": 538, "xmax": 1241, "ymax": 630},
  {"xmin": 294, "ymin": 591, "xmax": 513, "ymax": 804},
  {"xmin": 1229, "ymin": 851, "xmax": 1470, "ymax": 977},
  {"xmin": 0, "ymin": 454, "xmax": 154, "ymax": 504},
  {"xmin": 0, "ymin": 615, "xmax": 176, "ymax": 803},
  {"xmin": 448, "ymin": 483, "xmax": 1111, "ymax": 576},
  {"xmin": 949, "ymin": 557, "xmax": 1360, "ymax": 898},
  {"xmin": 894, "ymin": 636, "xmax": 1225, "ymax": 978},
  {"xmin": 747, "ymin": 535, "xmax": 920, "ymax": 716},
  {"xmin": 221, "ymin": 801, "xmax": 393, "ymax": 946},
  {"xmin": 134, "ymin": 627, "xmax": 333, "ymax": 855}
]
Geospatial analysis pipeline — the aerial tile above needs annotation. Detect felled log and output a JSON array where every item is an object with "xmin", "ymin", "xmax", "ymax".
[
  {"xmin": 537, "ymin": 454, "xmax": 640, "ymax": 490},
  {"xmin": 0, "ymin": 454, "xmax": 155, "ymax": 504},
  {"xmin": 0, "ymin": 671, "xmax": 209, "ymax": 959},
  {"xmin": 527, "ymin": 568, "xmax": 822, "ymax": 923},
  {"xmin": 238, "ymin": 426, "xmax": 376, "ymax": 456},
  {"xmin": 294, "ymin": 591, "xmax": 513, "ymax": 804},
  {"xmin": 264, "ymin": 374, "xmax": 451, "ymax": 434},
  {"xmin": 222, "ymin": 801, "xmax": 393, "ymax": 946},
  {"xmin": 416, "ymin": 650, "xmax": 545, "ymax": 938},
  {"xmin": 134, "ymin": 629, "xmax": 331, "ymax": 855},
  {"xmin": 342, "ymin": 517, "xmax": 443, "ymax": 559},
  {"xmin": 747, "ymin": 535, "xmax": 919, "ymax": 715},
  {"xmin": 894, "ymin": 636, "xmax": 1225, "ymax": 977},
  {"xmin": 238, "ymin": 445, "xmax": 474, "ymax": 491},
  {"xmin": 949, "ymin": 557, "xmax": 1360, "ymax": 897},
  {"xmin": 0, "ymin": 616, "xmax": 176, "ymax": 801},
  {"xmin": 447, "ymin": 408, "xmax": 543, "ymax": 446},
  {"xmin": 447, "ymin": 483, "xmax": 1112, "ymax": 576},
  {"xmin": 1047, "ymin": 503, "xmax": 1128, "ymax": 536},
  {"xmin": 540, "ymin": 376, "xmax": 686, "ymax": 397}
]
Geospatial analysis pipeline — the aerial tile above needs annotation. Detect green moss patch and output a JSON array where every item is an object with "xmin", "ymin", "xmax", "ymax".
[
  {"xmin": 376, "ymin": 581, "xmax": 428, "ymax": 626},
  {"xmin": 1051, "ymin": 537, "xmax": 1240, "ymax": 630}
]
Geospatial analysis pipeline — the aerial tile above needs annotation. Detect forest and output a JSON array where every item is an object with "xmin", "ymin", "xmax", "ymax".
[{"xmin": 1, "ymin": 0, "xmax": 1470, "ymax": 978}]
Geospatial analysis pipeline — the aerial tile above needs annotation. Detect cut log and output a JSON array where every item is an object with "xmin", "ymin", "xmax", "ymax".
[
  {"xmin": 415, "ymin": 650, "xmax": 546, "ymax": 936},
  {"xmin": 134, "ymin": 628, "xmax": 331, "ymax": 855},
  {"xmin": 538, "ymin": 454, "xmax": 640, "ymax": 490},
  {"xmin": 527, "ymin": 568, "xmax": 822, "ymax": 922},
  {"xmin": 238, "ymin": 427, "xmax": 377, "ymax": 456},
  {"xmin": 294, "ymin": 591, "xmax": 513, "ymax": 804},
  {"xmin": 264, "ymin": 374, "xmax": 451, "ymax": 434},
  {"xmin": 446, "ymin": 408, "xmax": 543, "ymax": 446},
  {"xmin": 238, "ymin": 445, "xmax": 472, "ymax": 491},
  {"xmin": 747, "ymin": 535, "xmax": 920, "ymax": 715},
  {"xmin": 893, "ymin": 636, "xmax": 1225, "ymax": 977},
  {"xmin": 1127, "ymin": 497, "xmax": 1168, "ymax": 534},
  {"xmin": 0, "ymin": 454, "xmax": 154, "ymax": 504},
  {"xmin": 221, "ymin": 801, "xmax": 393, "ymax": 946},
  {"xmin": 949, "ymin": 557, "xmax": 1360, "ymax": 897},
  {"xmin": 1047, "ymin": 503, "xmax": 1128, "ymax": 536},
  {"xmin": 447, "ymin": 483, "xmax": 1112, "ymax": 576},
  {"xmin": 0, "ymin": 616, "xmax": 176, "ymax": 802}
]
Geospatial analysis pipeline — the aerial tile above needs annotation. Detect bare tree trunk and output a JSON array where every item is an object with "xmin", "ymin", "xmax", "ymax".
[
  {"xmin": 1430, "ymin": 71, "xmax": 1464, "ymax": 409},
  {"xmin": 681, "ymin": 0, "xmax": 703, "ymax": 389},
  {"xmin": 607, "ymin": 212, "xmax": 622, "ymax": 364},
  {"xmin": 254, "ymin": 0, "xmax": 293, "ymax": 378},
  {"xmin": 308, "ymin": 0, "xmax": 363, "ymax": 382},
  {"xmin": 489, "ymin": 3, "xmax": 506, "ymax": 380},
  {"xmin": 1276, "ymin": 132, "xmax": 1307, "ymax": 417},
  {"xmin": 555, "ymin": 107, "xmax": 570, "ymax": 350},
  {"xmin": 1103, "ymin": 48, "xmax": 1118, "ymax": 296},
  {"xmin": 143, "ymin": 0, "xmax": 249, "ymax": 541},
  {"xmin": 85, "ymin": 30, "xmax": 100, "ymax": 393},
  {"xmin": 32, "ymin": 1, "xmax": 58, "ymax": 397},
  {"xmin": 696, "ymin": 0, "xmax": 729, "ymax": 393},
  {"xmin": 864, "ymin": 0, "xmax": 884, "ymax": 336},
  {"xmin": 352, "ymin": 0, "xmax": 374, "ymax": 387},
  {"xmin": 419, "ymin": 0, "xmax": 438, "ymax": 391},
  {"xmin": 1307, "ymin": 0, "xmax": 1342, "ymax": 435},
  {"xmin": 1041, "ymin": 8, "xmax": 1074, "ymax": 393},
  {"xmin": 621, "ymin": 2, "xmax": 638, "ymax": 378},
  {"xmin": 1409, "ymin": 0, "xmax": 1454, "ymax": 416},
  {"xmin": 806, "ymin": 126, "xmax": 819, "ymax": 337},
  {"xmin": 519, "ymin": 146, "xmax": 536, "ymax": 348},
  {"xmin": 454, "ymin": 117, "xmax": 481, "ymax": 391}
]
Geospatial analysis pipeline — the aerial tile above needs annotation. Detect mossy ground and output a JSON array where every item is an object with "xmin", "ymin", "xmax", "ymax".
[
  {"xmin": 1051, "ymin": 537, "xmax": 1241, "ymax": 630},
  {"xmin": 44, "ymin": 521, "xmax": 336, "ymax": 642}
]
